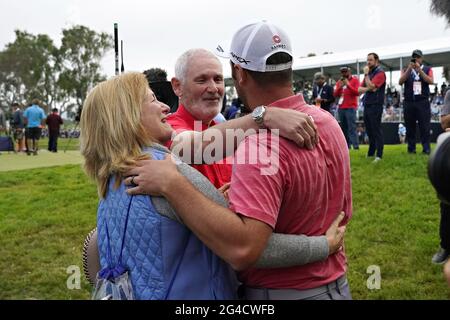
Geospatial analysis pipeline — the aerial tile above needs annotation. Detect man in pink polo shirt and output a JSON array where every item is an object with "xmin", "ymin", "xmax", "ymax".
[{"xmin": 126, "ymin": 21, "xmax": 352, "ymax": 300}]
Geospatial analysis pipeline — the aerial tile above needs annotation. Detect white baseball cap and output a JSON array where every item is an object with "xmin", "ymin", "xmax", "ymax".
[{"xmin": 216, "ymin": 21, "xmax": 293, "ymax": 73}]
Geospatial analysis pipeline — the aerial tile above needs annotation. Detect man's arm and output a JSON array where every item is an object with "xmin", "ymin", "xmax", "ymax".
[
  {"xmin": 347, "ymin": 78, "xmax": 360, "ymax": 96},
  {"xmin": 162, "ymin": 164, "xmax": 271, "ymax": 271},
  {"xmin": 359, "ymin": 72, "xmax": 385, "ymax": 94},
  {"xmin": 325, "ymin": 85, "xmax": 335, "ymax": 104},
  {"xmin": 419, "ymin": 67, "xmax": 434, "ymax": 85},
  {"xmin": 126, "ymin": 155, "xmax": 271, "ymax": 271},
  {"xmin": 170, "ymin": 107, "xmax": 318, "ymax": 165},
  {"xmin": 333, "ymin": 82, "xmax": 343, "ymax": 98},
  {"xmin": 151, "ymin": 158, "xmax": 343, "ymax": 269},
  {"xmin": 399, "ymin": 66, "xmax": 413, "ymax": 85}
]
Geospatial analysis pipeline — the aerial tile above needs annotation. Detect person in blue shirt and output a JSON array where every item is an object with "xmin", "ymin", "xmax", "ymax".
[{"xmin": 23, "ymin": 99, "xmax": 46, "ymax": 156}]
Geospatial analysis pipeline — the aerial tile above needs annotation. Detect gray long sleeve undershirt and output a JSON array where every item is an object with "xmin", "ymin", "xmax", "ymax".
[{"xmin": 150, "ymin": 144, "xmax": 329, "ymax": 269}]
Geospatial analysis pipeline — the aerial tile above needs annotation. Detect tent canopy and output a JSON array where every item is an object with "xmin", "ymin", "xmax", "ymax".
[
  {"xmin": 224, "ymin": 37, "xmax": 450, "ymax": 87},
  {"xmin": 292, "ymin": 37, "xmax": 450, "ymax": 82}
]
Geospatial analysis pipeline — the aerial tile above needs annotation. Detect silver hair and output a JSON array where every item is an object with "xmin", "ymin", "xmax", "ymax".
[{"xmin": 174, "ymin": 48, "xmax": 220, "ymax": 83}]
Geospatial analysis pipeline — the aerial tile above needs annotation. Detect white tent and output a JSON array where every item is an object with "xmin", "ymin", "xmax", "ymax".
[{"xmin": 292, "ymin": 37, "xmax": 450, "ymax": 84}]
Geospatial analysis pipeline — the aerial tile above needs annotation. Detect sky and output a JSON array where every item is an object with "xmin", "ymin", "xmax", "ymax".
[{"xmin": 1, "ymin": 0, "xmax": 450, "ymax": 80}]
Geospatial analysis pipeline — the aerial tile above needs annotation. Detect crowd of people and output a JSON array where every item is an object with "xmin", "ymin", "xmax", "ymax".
[{"xmin": 1, "ymin": 100, "xmax": 65, "ymax": 155}]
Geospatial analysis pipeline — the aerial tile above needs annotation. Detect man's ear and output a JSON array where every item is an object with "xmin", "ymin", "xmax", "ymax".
[
  {"xmin": 233, "ymin": 64, "xmax": 247, "ymax": 87},
  {"xmin": 171, "ymin": 77, "xmax": 182, "ymax": 97}
]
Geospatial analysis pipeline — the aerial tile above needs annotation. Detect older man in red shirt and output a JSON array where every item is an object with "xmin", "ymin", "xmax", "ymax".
[
  {"xmin": 165, "ymin": 49, "xmax": 232, "ymax": 188},
  {"xmin": 334, "ymin": 66, "xmax": 360, "ymax": 150}
]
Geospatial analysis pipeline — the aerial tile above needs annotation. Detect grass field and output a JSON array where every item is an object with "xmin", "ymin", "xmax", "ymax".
[{"xmin": 0, "ymin": 143, "xmax": 449, "ymax": 299}]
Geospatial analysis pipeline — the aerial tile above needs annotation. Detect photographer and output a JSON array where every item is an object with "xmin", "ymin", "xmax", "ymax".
[
  {"xmin": 334, "ymin": 66, "xmax": 360, "ymax": 150},
  {"xmin": 399, "ymin": 50, "xmax": 434, "ymax": 155}
]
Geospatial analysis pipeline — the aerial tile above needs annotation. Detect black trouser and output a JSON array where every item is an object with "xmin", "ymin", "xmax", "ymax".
[
  {"xmin": 440, "ymin": 202, "xmax": 450, "ymax": 250},
  {"xmin": 363, "ymin": 104, "xmax": 384, "ymax": 158},
  {"xmin": 404, "ymin": 99, "xmax": 431, "ymax": 153},
  {"xmin": 48, "ymin": 130, "xmax": 59, "ymax": 152}
]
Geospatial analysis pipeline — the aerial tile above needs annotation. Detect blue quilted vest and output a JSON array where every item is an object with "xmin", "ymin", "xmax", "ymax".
[{"xmin": 97, "ymin": 146, "xmax": 238, "ymax": 300}]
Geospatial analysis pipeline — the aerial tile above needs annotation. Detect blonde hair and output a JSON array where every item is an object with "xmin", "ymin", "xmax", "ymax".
[{"xmin": 80, "ymin": 72, "xmax": 154, "ymax": 198}]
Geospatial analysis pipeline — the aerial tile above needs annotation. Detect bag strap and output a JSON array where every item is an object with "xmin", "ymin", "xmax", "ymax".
[{"xmin": 101, "ymin": 194, "xmax": 134, "ymax": 280}]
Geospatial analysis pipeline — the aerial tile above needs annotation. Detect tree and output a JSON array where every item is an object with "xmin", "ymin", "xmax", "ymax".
[
  {"xmin": 430, "ymin": 0, "xmax": 450, "ymax": 25},
  {"xmin": 444, "ymin": 66, "xmax": 450, "ymax": 82},
  {"xmin": 58, "ymin": 25, "xmax": 113, "ymax": 118},
  {"xmin": 0, "ymin": 30, "xmax": 59, "ymax": 112}
]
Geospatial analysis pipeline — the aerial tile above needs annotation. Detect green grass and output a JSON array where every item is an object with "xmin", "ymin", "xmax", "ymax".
[
  {"xmin": 0, "ymin": 144, "xmax": 449, "ymax": 299},
  {"xmin": 346, "ymin": 145, "xmax": 450, "ymax": 299},
  {"xmin": 0, "ymin": 165, "xmax": 97, "ymax": 299},
  {"xmin": 0, "ymin": 151, "xmax": 83, "ymax": 172},
  {"xmin": 37, "ymin": 137, "xmax": 80, "ymax": 151}
]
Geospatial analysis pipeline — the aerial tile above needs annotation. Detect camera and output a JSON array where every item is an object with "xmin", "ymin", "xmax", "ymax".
[{"xmin": 411, "ymin": 58, "xmax": 416, "ymax": 64}]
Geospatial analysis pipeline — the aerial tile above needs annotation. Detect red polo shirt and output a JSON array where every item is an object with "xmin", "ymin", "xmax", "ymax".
[
  {"xmin": 166, "ymin": 104, "xmax": 232, "ymax": 188},
  {"xmin": 229, "ymin": 95, "xmax": 352, "ymax": 290},
  {"xmin": 333, "ymin": 76, "xmax": 360, "ymax": 109}
]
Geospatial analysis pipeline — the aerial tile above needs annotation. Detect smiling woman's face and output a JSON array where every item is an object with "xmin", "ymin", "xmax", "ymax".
[{"xmin": 141, "ymin": 89, "xmax": 173, "ymax": 144}]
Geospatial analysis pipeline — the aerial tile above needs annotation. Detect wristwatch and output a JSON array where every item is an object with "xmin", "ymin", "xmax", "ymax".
[{"xmin": 252, "ymin": 106, "xmax": 266, "ymax": 128}]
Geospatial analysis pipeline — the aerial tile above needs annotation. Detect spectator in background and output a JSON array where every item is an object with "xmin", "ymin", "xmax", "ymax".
[
  {"xmin": 398, "ymin": 123, "xmax": 406, "ymax": 144},
  {"xmin": 399, "ymin": 50, "xmax": 434, "ymax": 155},
  {"xmin": 0, "ymin": 107, "xmax": 5, "ymax": 156},
  {"xmin": 334, "ymin": 66, "xmax": 360, "ymax": 150},
  {"xmin": 225, "ymin": 98, "xmax": 242, "ymax": 120},
  {"xmin": 356, "ymin": 123, "xmax": 366, "ymax": 145},
  {"xmin": 312, "ymin": 72, "xmax": 335, "ymax": 114},
  {"xmin": 23, "ymin": 99, "xmax": 46, "ymax": 156},
  {"xmin": 11, "ymin": 102, "xmax": 26, "ymax": 152},
  {"xmin": 359, "ymin": 53, "xmax": 386, "ymax": 163},
  {"xmin": 441, "ymin": 82, "xmax": 447, "ymax": 97},
  {"xmin": 0, "ymin": 107, "xmax": 5, "ymax": 132},
  {"xmin": 46, "ymin": 108, "xmax": 63, "ymax": 153},
  {"xmin": 143, "ymin": 67, "xmax": 179, "ymax": 112}
]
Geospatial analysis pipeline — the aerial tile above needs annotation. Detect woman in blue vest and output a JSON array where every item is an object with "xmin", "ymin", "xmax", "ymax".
[
  {"xmin": 399, "ymin": 50, "xmax": 434, "ymax": 155},
  {"xmin": 79, "ymin": 72, "xmax": 345, "ymax": 300}
]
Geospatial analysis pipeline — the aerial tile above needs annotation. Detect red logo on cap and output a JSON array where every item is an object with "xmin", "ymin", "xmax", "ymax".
[{"xmin": 273, "ymin": 35, "xmax": 281, "ymax": 44}]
